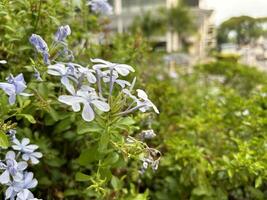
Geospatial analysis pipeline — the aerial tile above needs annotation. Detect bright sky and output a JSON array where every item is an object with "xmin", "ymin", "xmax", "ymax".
[{"xmin": 203, "ymin": 0, "xmax": 267, "ymax": 25}]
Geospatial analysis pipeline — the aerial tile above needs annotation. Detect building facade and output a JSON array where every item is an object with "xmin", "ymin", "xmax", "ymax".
[{"xmin": 109, "ymin": 0, "xmax": 216, "ymax": 60}]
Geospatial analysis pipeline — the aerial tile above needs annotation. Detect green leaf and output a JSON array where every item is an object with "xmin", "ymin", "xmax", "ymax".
[
  {"xmin": 99, "ymin": 167, "xmax": 112, "ymax": 181},
  {"xmin": 16, "ymin": 114, "xmax": 36, "ymax": 124},
  {"xmin": 54, "ymin": 117, "xmax": 72, "ymax": 133},
  {"xmin": 0, "ymin": 131, "xmax": 9, "ymax": 149},
  {"xmin": 22, "ymin": 100, "xmax": 31, "ymax": 108},
  {"xmin": 112, "ymin": 117, "xmax": 136, "ymax": 130},
  {"xmin": 192, "ymin": 185, "xmax": 212, "ymax": 197},
  {"xmin": 111, "ymin": 176, "xmax": 122, "ymax": 190},
  {"xmin": 78, "ymin": 147, "xmax": 99, "ymax": 166},
  {"xmin": 98, "ymin": 130, "xmax": 109, "ymax": 153},
  {"xmin": 103, "ymin": 152, "xmax": 119, "ymax": 166},
  {"xmin": 75, "ymin": 172, "xmax": 91, "ymax": 182},
  {"xmin": 77, "ymin": 120, "xmax": 103, "ymax": 135},
  {"xmin": 255, "ymin": 176, "xmax": 262, "ymax": 188}
]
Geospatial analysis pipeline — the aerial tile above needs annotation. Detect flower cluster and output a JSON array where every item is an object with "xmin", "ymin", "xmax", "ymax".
[
  {"xmin": 28, "ymin": 25, "xmax": 160, "ymax": 122},
  {"xmin": 126, "ymin": 130, "xmax": 161, "ymax": 175},
  {"xmin": 140, "ymin": 147, "xmax": 161, "ymax": 174},
  {"xmin": 139, "ymin": 129, "xmax": 156, "ymax": 140},
  {"xmin": 48, "ymin": 58, "xmax": 159, "ymax": 122},
  {"xmin": 0, "ymin": 73, "xmax": 32, "ymax": 105},
  {"xmin": 29, "ymin": 25, "xmax": 72, "ymax": 66},
  {"xmin": 0, "ymin": 130, "xmax": 42, "ymax": 200},
  {"xmin": 87, "ymin": 0, "xmax": 113, "ymax": 15},
  {"xmin": 29, "ymin": 25, "xmax": 161, "ymax": 179}
]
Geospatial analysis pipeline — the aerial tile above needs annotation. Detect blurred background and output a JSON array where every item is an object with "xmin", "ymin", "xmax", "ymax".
[{"xmin": 1, "ymin": 0, "xmax": 267, "ymax": 199}]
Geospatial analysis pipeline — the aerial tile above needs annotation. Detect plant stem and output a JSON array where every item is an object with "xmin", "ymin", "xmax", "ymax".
[{"xmin": 117, "ymin": 105, "xmax": 146, "ymax": 116}]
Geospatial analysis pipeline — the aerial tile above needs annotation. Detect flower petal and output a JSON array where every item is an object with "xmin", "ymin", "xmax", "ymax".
[
  {"xmin": 0, "ymin": 170, "xmax": 10, "ymax": 184},
  {"xmin": 82, "ymin": 103, "xmax": 95, "ymax": 122},
  {"xmin": 114, "ymin": 64, "xmax": 134, "ymax": 76},
  {"xmin": 61, "ymin": 76, "xmax": 75, "ymax": 94},
  {"xmin": 17, "ymin": 189, "xmax": 34, "ymax": 200},
  {"xmin": 0, "ymin": 82, "xmax": 15, "ymax": 96},
  {"xmin": 6, "ymin": 151, "xmax": 16, "ymax": 160},
  {"xmin": 21, "ymin": 138, "xmax": 30, "ymax": 146},
  {"xmin": 5, "ymin": 186, "xmax": 14, "ymax": 199},
  {"xmin": 91, "ymin": 100, "xmax": 110, "ymax": 112},
  {"xmin": 136, "ymin": 89, "xmax": 148, "ymax": 100},
  {"xmin": 115, "ymin": 79, "xmax": 131, "ymax": 88},
  {"xmin": 58, "ymin": 95, "xmax": 83, "ymax": 112},
  {"xmin": 8, "ymin": 94, "xmax": 16, "ymax": 105},
  {"xmin": 17, "ymin": 161, "xmax": 28, "ymax": 171}
]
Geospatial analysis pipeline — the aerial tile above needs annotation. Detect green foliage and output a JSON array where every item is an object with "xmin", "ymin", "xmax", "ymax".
[
  {"xmin": 141, "ymin": 57, "xmax": 267, "ymax": 200},
  {"xmin": 217, "ymin": 16, "xmax": 266, "ymax": 45},
  {"xmin": 131, "ymin": 11, "xmax": 165, "ymax": 38},
  {"xmin": 165, "ymin": 4, "xmax": 196, "ymax": 35},
  {"xmin": 131, "ymin": 4, "xmax": 195, "ymax": 38},
  {"xmin": 196, "ymin": 61, "xmax": 267, "ymax": 95}
]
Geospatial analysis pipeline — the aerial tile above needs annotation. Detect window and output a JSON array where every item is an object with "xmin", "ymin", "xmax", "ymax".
[{"xmin": 185, "ymin": 0, "xmax": 199, "ymax": 7}]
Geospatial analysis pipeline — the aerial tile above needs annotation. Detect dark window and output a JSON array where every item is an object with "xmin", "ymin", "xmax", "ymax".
[{"xmin": 185, "ymin": 0, "xmax": 199, "ymax": 7}]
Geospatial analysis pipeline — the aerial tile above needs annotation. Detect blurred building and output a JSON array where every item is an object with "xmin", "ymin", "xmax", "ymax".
[{"xmin": 109, "ymin": 0, "xmax": 216, "ymax": 61}]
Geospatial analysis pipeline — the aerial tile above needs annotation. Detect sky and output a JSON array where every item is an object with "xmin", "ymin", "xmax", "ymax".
[{"xmin": 203, "ymin": 0, "xmax": 267, "ymax": 25}]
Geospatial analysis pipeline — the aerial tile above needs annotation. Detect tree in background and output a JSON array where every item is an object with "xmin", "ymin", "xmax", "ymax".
[
  {"xmin": 164, "ymin": 4, "xmax": 195, "ymax": 36},
  {"xmin": 131, "ymin": 2, "xmax": 195, "ymax": 51},
  {"xmin": 217, "ymin": 16, "xmax": 266, "ymax": 46},
  {"xmin": 131, "ymin": 11, "xmax": 165, "ymax": 39}
]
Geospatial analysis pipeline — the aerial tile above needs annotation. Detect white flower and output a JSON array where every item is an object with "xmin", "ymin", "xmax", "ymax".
[
  {"xmin": 75, "ymin": 64, "xmax": 97, "ymax": 84},
  {"xmin": 58, "ymin": 89, "xmax": 110, "ymax": 122},
  {"xmin": 48, "ymin": 63, "xmax": 78, "ymax": 94},
  {"xmin": 5, "ymin": 172, "xmax": 38, "ymax": 200},
  {"xmin": 12, "ymin": 138, "xmax": 43, "ymax": 165},
  {"xmin": 0, "ymin": 151, "xmax": 27, "ymax": 184},
  {"xmin": 136, "ymin": 89, "xmax": 159, "ymax": 114},
  {"xmin": 122, "ymin": 89, "xmax": 159, "ymax": 114},
  {"xmin": 0, "ymin": 73, "xmax": 32, "ymax": 105},
  {"xmin": 102, "ymin": 70, "xmax": 131, "ymax": 88},
  {"xmin": 91, "ymin": 58, "xmax": 135, "ymax": 76},
  {"xmin": 141, "ymin": 130, "xmax": 156, "ymax": 139}
]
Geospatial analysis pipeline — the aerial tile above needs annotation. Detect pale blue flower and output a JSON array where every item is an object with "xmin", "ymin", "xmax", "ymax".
[
  {"xmin": 0, "ymin": 151, "xmax": 28, "ymax": 184},
  {"xmin": 29, "ymin": 34, "xmax": 50, "ymax": 65},
  {"xmin": 136, "ymin": 89, "xmax": 159, "ymax": 114},
  {"xmin": 66, "ymin": 62, "xmax": 96, "ymax": 84},
  {"xmin": 141, "ymin": 130, "xmax": 156, "ymax": 139},
  {"xmin": 120, "ymin": 89, "xmax": 159, "ymax": 115},
  {"xmin": 12, "ymin": 138, "xmax": 42, "ymax": 165},
  {"xmin": 58, "ymin": 89, "xmax": 110, "ymax": 121},
  {"xmin": 0, "ymin": 74, "xmax": 32, "ymax": 105},
  {"xmin": 6, "ymin": 129, "xmax": 17, "ymax": 141},
  {"xmin": 91, "ymin": 58, "xmax": 134, "ymax": 95},
  {"xmin": 91, "ymin": 58, "xmax": 135, "ymax": 76},
  {"xmin": 16, "ymin": 189, "xmax": 38, "ymax": 200},
  {"xmin": 48, "ymin": 63, "xmax": 78, "ymax": 94},
  {"xmin": 6, "ymin": 74, "xmax": 27, "ymax": 94},
  {"xmin": 33, "ymin": 67, "xmax": 43, "ymax": 81},
  {"xmin": 140, "ymin": 149, "xmax": 161, "ymax": 174},
  {"xmin": 22, "ymin": 152, "xmax": 43, "ymax": 165},
  {"xmin": 29, "ymin": 34, "xmax": 48, "ymax": 53},
  {"xmin": 54, "ymin": 25, "xmax": 71, "ymax": 42},
  {"xmin": 88, "ymin": 0, "xmax": 113, "ymax": 15},
  {"xmin": 5, "ymin": 172, "xmax": 38, "ymax": 200},
  {"xmin": 102, "ymin": 70, "xmax": 131, "ymax": 88},
  {"xmin": 76, "ymin": 64, "xmax": 97, "ymax": 84}
]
